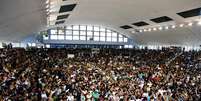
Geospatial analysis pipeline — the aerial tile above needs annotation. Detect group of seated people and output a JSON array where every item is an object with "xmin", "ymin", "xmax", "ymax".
[{"xmin": 0, "ymin": 47, "xmax": 201, "ymax": 101}]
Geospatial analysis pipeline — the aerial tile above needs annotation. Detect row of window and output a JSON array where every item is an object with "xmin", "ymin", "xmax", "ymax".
[
  {"xmin": 44, "ymin": 35, "xmax": 128, "ymax": 42},
  {"xmin": 43, "ymin": 25, "xmax": 129, "ymax": 43}
]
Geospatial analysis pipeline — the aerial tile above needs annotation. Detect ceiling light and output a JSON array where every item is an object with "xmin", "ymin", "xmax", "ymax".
[
  {"xmin": 131, "ymin": 31, "xmax": 136, "ymax": 33},
  {"xmin": 188, "ymin": 22, "xmax": 193, "ymax": 26},
  {"xmin": 144, "ymin": 29, "xmax": 147, "ymax": 32},
  {"xmin": 165, "ymin": 26, "xmax": 169, "ymax": 30},
  {"xmin": 153, "ymin": 28, "xmax": 157, "ymax": 31},
  {"xmin": 158, "ymin": 27, "xmax": 163, "ymax": 30},
  {"xmin": 198, "ymin": 21, "xmax": 201, "ymax": 25},
  {"xmin": 139, "ymin": 30, "xmax": 143, "ymax": 33},
  {"xmin": 46, "ymin": 0, "xmax": 49, "ymax": 4},
  {"xmin": 171, "ymin": 25, "xmax": 176, "ymax": 29},
  {"xmin": 179, "ymin": 24, "xmax": 184, "ymax": 27},
  {"xmin": 46, "ymin": 4, "xmax": 50, "ymax": 9},
  {"xmin": 148, "ymin": 28, "xmax": 152, "ymax": 32}
]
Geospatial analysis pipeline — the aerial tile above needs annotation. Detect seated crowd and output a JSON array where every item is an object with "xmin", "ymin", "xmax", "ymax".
[{"xmin": 0, "ymin": 47, "xmax": 201, "ymax": 101}]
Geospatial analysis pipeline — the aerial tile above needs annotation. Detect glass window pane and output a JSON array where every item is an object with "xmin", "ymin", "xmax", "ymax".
[
  {"xmin": 87, "ymin": 31, "xmax": 93, "ymax": 36},
  {"xmin": 119, "ymin": 37, "xmax": 123, "ymax": 42},
  {"xmin": 94, "ymin": 37, "xmax": 99, "ymax": 41},
  {"xmin": 94, "ymin": 32, "xmax": 99, "ymax": 36},
  {"xmin": 100, "ymin": 37, "xmax": 105, "ymax": 41},
  {"xmin": 124, "ymin": 37, "xmax": 128, "ymax": 42},
  {"xmin": 58, "ymin": 30, "xmax": 64, "ymax": 34},
  {"xmin": 80, "ymin": 36, "xmax": 86, "ymax": 40},
  {"xmin": 50, "ymin": 29, "xmax": 57, "ymax": 34},
  {"xmin": 43, "ymin": 35, "xmax": 49, "ymax": 40},
  {"xmin": 100, "ymin": 27, "xmax": 105, "ymax": 32},
  {"xmin": 73, "ymin": 25, "xmax": 79, "ymax": 30},
  {"xmin": 73, "ymin": 36, "xmax": 79, "ymax": 40},
  {"xmin": 106, "ymin": 29, "xmax": 112, "ymax": 33},
  {"xmin": 66, "ymin": 36, "xmax": 72, "ymax": 40},
  {"xmin": 112, "ymin": 37, "xmax": 117, "ymax": 42},
  {"xmin": 100, "ymin": 32, "xmax": 105, "ymax": 37},
  {"xmin": 87, "ymin": 37, "xmax": 93, "ymax": 41},
  {"xmin": 107, "ymin": 32, "xmax": 112, "ymax": 37},
  {"xmin": 119, "ymin": 34, "xmax": 123, "ymax": 38},
  {"xmin": 80, "ymin": 31, "xmax": 86, "ymax": 36},
  {"xmin": 66, "ymin": 30, "xmax": 72, "ymax": 35},
  {"xmin": 66, "ymin": 26, "xmax": 73, "ymax": 30},
  {"xmin": 58, "ymin": 35, "xmax": 64, "ymax": 40},
  {"xmin": 73, "ymin": 31, "xmax": 79, "ymax": 35},
  {"xmin": 87, "ymin": 26, "xmax": 93, "ymax": 31},
  {"xmin": 112, "ymin": 32, "xmax": 117, "ymax": 37},
  {"xmin": 106, "ymin": 37, "xmax": 112, "ymax": 42},
  {"xmin": 80, "ymin": 26, "xmax": 86, "ymax": 30},
  {"xmin": 50, "ymin": 35, "xmax": 57, "ymax": 40},
  {"xmin": 94, "ymin": 26, "xmax": 99, "ymax": 31}
]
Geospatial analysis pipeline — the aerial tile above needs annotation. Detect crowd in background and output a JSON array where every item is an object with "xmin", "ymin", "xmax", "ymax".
[{"xmin": 0, "ymin": 47, "xmax": 201, "ymax": 101}]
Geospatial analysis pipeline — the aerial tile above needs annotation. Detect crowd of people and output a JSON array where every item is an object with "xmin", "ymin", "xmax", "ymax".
[{"xmin": 0, "ymin": 47, "xmax": 201, "ymax": 101}]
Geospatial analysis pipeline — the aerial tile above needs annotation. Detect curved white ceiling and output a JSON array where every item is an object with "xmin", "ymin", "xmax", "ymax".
[
  {"xmin": 0, "ymin": 0, "xmax": 46, "ymax": 42},
  {"xmin": 1, "ymin": 0, "xmax": 201, "ymax": 45}
]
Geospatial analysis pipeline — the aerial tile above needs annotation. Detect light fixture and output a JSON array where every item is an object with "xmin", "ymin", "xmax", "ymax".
[
  {"xmin": 131, "ymin": 31, "xmax": 136, "ymax": 33},
  {"xmin": 46, "ymin": 4, "xmax": 50, "ymax": 9},
  {"xmin": 188, "ymin": 22, "xmax": 193, "ymax": 26},
  {"xmin": 139, "ymin": 30, "xmax": 143, "ymax": 33},
  {"xmin": 153, "ymin": 28, "xmax": 157, "ymax": 31},
  {"xmin": 159, "ymin": 27, "xmax": 163, "ymax": 30},
  {"xmin": 198, "ymin": 21, "xmax": 201, "ymax": 25},
  {"xmin": 171, "ymin": 25, "xmax": 176, "ymax": 29},
  {"xmin": 148, "ymin": 28, "xmax": 152, "ymax": 32},
  {"xmin": 46, "ymin": 0, "xmax": 49, "ymax": 4},
  {"xmin": 144, "ymin": 29, "xmax": 147, "ymax": 32},
  {"xmin": 179, "ymin": 24, "xmax": 184, "ymax": 27},
  {"xmin": 165, "ymin": 26, "xmax": 169, "ymax": 30}
]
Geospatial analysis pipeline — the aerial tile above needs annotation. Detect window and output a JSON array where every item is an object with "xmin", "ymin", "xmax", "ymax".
[
  {"xmin": 43, "ymin": 35, "xmax": 49, "ymax": 40},
  {"xmin": 87, "ymin": 26, "xmax": 93, "ymax": 31},
  {"xmin": 50, "ymin": 29, "xmax": 57, "ymax": 34},
  {"xmin": 124, "ymin": 37, "xmax": 128, "ymax": 42},
  {"xmin": 100, "ymin": 32, "xmax": 105, "ymax": 37},
  {"xmin": 66, "ymin": 30, "xmax": 72, "ymax": 35},
  {"xmin": 87, "ymin": 37, "xmax": 93, "ymax": 41},
  {"xmin": 106, "ymin": 29, "xmax": 112, "ymax": 33},
  {"xmin": 50, "ymin": 35, "xmax": 57, "ymax": 40},
  {"xmin": 119, "ymin": 34, "xmax": 123, "ymax": 38},
  {"xmin": 100, "ymin": 37, "xmax": 105, "ymax": 41},
  {"xmin": 94, "ymin": 32, "xmax": 99, "ymax": 36},
  {"xmin": 94, "ymin": 37, "xmax": 99, "ymax": 41},
  {"xmin": 112, "ymin": 32, "xmax": 117, "ymax": 37},
  {"xmin": 94, "ymin": 26, "xmax": 99, "ymax": 31},
  {"xmin": 58, "ymin": 30, "xmax": 64, "ymax": 34},
  {"xmin": 80, "ymin": 31, "xmax": 86, "ymax": 35},
  {"xmin": 66, "ymin": 26, "xmax": 73, "ymax": 30},
  {"xmin": 112, "ymin": 37, "xmax": 117, "ymax": 42},
  {"xmin": 80, "ymin": 25, "xmax": 86, "ymax": 30},
  {"xmin": 80, "ymin": 36, "xmax": 86, "ymax": 40},
  {"xmin": 106, "ymin": 37, "xmax": 112, "ymax": 42},
  {"xmin": 73, "ymin": 36, "xmax": 79, "ymax": 40},
  {"xmin": 107, "ymin": 32, "xmax": 112, "ymax": 37},
  {"xmin": 43, "ymin": 25, "xmax": 130, "ymax": 43},
  {"xmin": 100, "ymin": 27, "xmax": 105, "ymax": 32},
  {"xmin": 58, "ymin": 35, "xmax": 64, "ymax": 40},
  {"xmin": 73, "ymin": 25, "xmax": 79, "ymax": 30},
  {"xmin": 119, "ymin": 37, "xmax": 123, "ymax": 42},
  {"xmin": 66, "ymin": 36, "xmax": 72, "ymax": 40},
  {"xmin": 87, "ymin": 31, "xmax": 93, "ymax": 36},
  {"xmin": 73, "ymin": 31, "xmax": 79, "ymax": 35}
]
